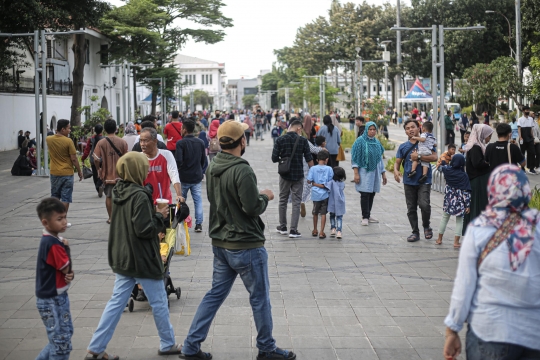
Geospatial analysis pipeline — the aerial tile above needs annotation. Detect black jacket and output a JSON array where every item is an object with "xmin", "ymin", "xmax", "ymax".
[{"xmin": 175, "ymin": 135, "xmax": 207, "ymax": 184}]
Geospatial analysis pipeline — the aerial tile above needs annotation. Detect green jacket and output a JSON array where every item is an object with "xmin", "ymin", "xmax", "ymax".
[
  {"xmin": 108, "ymin": 180, "xmax": 165, "ymax": 279},
  {"xmin": 445, "ymin": 115, "xmax": 454, "ymax": 130},
  {"xmin": 206, "ymin": 152, "xmax": 269, "ymax": 249}
]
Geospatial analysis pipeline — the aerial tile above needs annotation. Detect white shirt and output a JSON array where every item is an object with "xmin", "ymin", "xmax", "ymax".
[
  {"xmin": 517, "ymin": 116, "xmax": 535, "ymax": 128},
  {"xmin": 134, "ymin": 133, "xmax": 164, "ymax": 144}
]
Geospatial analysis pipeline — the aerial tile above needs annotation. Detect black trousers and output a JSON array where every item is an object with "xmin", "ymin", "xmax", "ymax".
[
  {"xmin": 521, "ymin": 141, "xmax": 536, "ymax": 170},
  {"xmin": 328, "ymin": 154, "xmax": 339, "ymax": 169},
  {"xmin": 90, "ymin": 163, "xmax": 102, "ymax": 192},
  {"xmin": 245, "ymin": 131, "xmax": 251, "ymax": 145},
  {"xmin": 404, "ymin": 184, "xmax": 431, "ymax": 234},
  {"xmin": 360, "ymin": 192, "xmax": 376, "ymax": 219},
  {"xmin": 446, "ymin": 129, "xmax": 455, "ymax": 145}
]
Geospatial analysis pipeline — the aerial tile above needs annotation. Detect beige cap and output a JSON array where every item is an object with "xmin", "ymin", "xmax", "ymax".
[{"xmin": 217, "ymin": 120, "xmax": 249, "ymax": 144}]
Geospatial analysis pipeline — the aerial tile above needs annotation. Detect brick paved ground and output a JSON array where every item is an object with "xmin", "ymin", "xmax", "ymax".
[{"xmin": 2, "ymin": 124, "xmax": 514, "ymax": 359}]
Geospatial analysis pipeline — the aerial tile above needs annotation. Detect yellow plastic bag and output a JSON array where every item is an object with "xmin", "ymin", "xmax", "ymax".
[{"xmin": 175, "ymin": 221, "xmax": 191, "ymax": 256}]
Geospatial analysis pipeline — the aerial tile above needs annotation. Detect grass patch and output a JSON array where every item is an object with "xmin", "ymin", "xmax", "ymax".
[
  {"xmin": 341, "ymin": 129, "xmax": 356, "ymax": 149},
  {"xmin": 530, "ymin": 186, "xmax": 540, "ymax": 210},
  {"xmin": 377, "ymin": 134, "xmax": 395, "ymax": 150}
]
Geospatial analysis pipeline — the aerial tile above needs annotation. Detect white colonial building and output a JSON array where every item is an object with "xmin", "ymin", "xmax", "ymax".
[
  {"xmin": 0, "ymin": 28, "xmax": 125, "ymax": 151},
  {"xmin": 174, "ymin": 54, "xmax": 226, "ymax": 111}
]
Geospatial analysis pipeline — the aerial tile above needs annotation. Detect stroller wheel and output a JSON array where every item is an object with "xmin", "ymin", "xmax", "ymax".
[
  {"xmin": 128, "ymin": 298, "xmax": 134, "ymax": 312},
  {"xmin": 176, "ymin": 287, "xmax": 181, "ymax": 299}
]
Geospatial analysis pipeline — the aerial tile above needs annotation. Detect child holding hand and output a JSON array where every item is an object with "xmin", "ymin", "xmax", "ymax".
[{"xmin": 307, "ymin": 149, "xmax": 334, "ymax": 239}]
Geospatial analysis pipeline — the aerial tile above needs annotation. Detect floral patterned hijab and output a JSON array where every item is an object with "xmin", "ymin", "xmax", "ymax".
[{"xmin": 472, "ymin": 164, "xmax": 539, "ymax": 270}]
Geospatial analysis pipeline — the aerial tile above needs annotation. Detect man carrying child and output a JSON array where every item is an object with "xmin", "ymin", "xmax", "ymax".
[{"xmin": 408, "ymin": 121, "xmax": 436, "ymax": 184}]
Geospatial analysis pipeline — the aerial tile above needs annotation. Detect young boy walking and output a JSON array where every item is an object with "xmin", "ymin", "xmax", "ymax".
[
  {"xmin": 35, "ymin": 198, "xmax": 75, "ymax": 360},
  {"xmin": 307, "ymin": 150, "xmax": 334, "ymax": 239}
]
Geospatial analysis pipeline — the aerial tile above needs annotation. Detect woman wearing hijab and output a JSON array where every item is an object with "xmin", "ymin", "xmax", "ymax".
[
  {"xmin": 122, "ymin": 121, "xmax": 138, "ymax": 151},
  {"xmin": 435, "ymin": 154, "xmax": 471, "ymax": 247},
  {"xmin": 443, "ymin": 164, "xmax": 540, "ymax": 360},
  {"xmin": 351, "ymin": 121, "xmax": 387, "ymax": 226},
  {"xmin": 207, "ymin": 119, "xmax": 221, "ymax": 162},
  {"xmin": 463, "ymin": 124, "xmax": 494, "ymax": 231},
  {"xmin": 85, "ymin": 152, "xmax": 182, "ymax": 360},
  {"xmin": 317, "ymin": 115, "xmax": 342, "ymax": 168},
  {"xmin": 11, "ymin": 147, "xmax": 35, "ymax": 176},
  {"xmin": 243, "ymin": 113, "xmax": 254, "ymax": 146}
]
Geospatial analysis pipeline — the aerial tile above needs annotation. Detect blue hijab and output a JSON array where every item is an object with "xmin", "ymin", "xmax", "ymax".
[
  {"xmin": 351, "ymin": 121, "xmax": 384, "ymax": 172},
  {"xmin": 440, "ymin": 154, "xmax": 471, "ymax": 191}
]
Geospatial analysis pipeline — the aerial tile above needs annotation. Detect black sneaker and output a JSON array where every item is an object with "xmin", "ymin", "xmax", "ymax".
[
  {"xmin": 276, "ymin": 225, "xmax": 288, "ymax": 235},
  {"xmin": 257, "ymin": 348, "xmax": 296, "ymax": 360},
  {"xmin": 407, "ymin": 170, "xmax": 416, "ymax": 178},
  {"xmin": 288, "ymin": 230, "xmax": 301, "ymax": 238},
  {"xmin": 98, "ymin": 185, "xmax": 104, "ymax": 198},
  {"xmin": 179, "ymin": 349, "xmax": 213, "ymax": 359},
  {"xmin": 418, "ymin": 174, "xmax": 427, "ymax": 183},
  {"xmin": 195, "ymin": 224, "xmax": 203, "ymax": 232}
]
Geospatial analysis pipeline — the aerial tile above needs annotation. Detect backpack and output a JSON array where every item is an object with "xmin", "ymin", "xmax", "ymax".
[
  {"xmin": 271, "ymin": 127, "xmax": 280, "ymax": 138},
  {"xmin": 89, "ymin": 135, "xmax": 102, "ymax": 165},
  {"xmin": 209, "ymin": 137, "xmax": 221, "ymax": 152}
]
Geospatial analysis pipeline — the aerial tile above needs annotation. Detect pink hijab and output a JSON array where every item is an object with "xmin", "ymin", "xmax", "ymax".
[
  {"xmin": 208, "ymin": 120, "xmax": 220, "ymax": 139},
  {"xmin": 464, "ymin": 124, "xmax": 494, "ymax": 154}
]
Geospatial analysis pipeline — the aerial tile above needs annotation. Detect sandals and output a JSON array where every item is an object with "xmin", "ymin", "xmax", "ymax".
[
  {"xmin": 158, "ymin": 344, "xmax": 182, "ymax": 356},
  {"xmin": 85, "ymin": 352, "xmax": 120, "ymax": 360},
  {"xmin": 312, "ymin": 230, "xmax": 318, "ymax": 237},
  {"xmin": 319, "ymin": 232, "xmax": 326, "ymax": 239},
  {"xmin": 424, "ymin": 227, "xmax": 433, "ymax": 240},
  {"xmin": 179, "ymin": 349, "xmax": 213, "ymax": 359},
  {"xmin": 407, "ymin": 233, "xmax": 420, "ymax": 242}
]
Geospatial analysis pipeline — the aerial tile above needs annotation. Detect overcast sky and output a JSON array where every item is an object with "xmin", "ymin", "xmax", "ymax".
[{"xmin": 108, "ymin": 0, "xmax": 407, "ymax": 80}]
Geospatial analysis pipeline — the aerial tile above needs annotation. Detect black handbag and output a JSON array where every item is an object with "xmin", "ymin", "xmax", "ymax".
[
  {"xmin": 82, "ymin": 165, "xmax": 93, "ymax": 179},
  {"xmin": 278, "ymin": 135, "xmax": 300, "ymax": 176}
]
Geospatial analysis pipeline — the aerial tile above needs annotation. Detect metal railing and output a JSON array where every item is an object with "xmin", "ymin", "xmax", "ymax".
[
  {"xmin": 0, "ymin": 76, "xmax": 72, "ymax": 95},
  {"xmin": 431, "ymin": 164, "xmax": 446, "ymax": 193}
]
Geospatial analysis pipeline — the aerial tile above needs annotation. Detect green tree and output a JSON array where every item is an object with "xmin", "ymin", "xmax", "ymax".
[
  {"xmin": 242, "ymin": 94, "xmax": 256, "ymax": 109},
  {"xmin": 183, "ymin": 89, "xmax": 213, "ymax": 109}
]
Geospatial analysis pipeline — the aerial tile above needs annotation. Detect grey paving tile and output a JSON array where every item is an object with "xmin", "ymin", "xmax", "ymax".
[
  {"xmin": 330, "ymin": 336, "xmax": 372, "ymax": 349},
  {"xmin": 335, "ymin": 348, "xmax": 379, "ymax": 360}
]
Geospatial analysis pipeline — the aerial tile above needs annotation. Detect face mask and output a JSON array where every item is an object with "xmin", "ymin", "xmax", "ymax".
[
  {"xmin": 137, "ymin": 120, "xmax": 142, "ymax": 124},
  {"xmin": 525, "ymin": 112, "xmax": 530, "ymax": 116}
]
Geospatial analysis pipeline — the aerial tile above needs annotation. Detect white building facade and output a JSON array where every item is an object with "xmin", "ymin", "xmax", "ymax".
[
  {"xmin": 0, "ymin": 29, "xmax": 125, "ymax": 151},
  {"xmin": 174, "ymin": 54, "xmax": 226, "ymax": 111}
]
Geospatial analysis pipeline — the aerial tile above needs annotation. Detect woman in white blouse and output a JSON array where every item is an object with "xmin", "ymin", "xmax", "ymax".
[{"xmin": 443, "ymin": 164, "xmax": 540, "ymax": 359}]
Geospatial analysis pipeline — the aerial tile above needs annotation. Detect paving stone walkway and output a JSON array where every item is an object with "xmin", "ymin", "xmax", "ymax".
[{"xmin": 0, "ymin": 125, "xmax": 500, "ymax": 359}]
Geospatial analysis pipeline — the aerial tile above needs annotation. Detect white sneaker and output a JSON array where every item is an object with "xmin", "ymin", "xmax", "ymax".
[
  {"xmin": 361, "ymin": 219, "xmax": 369, "ymax": 226},
  {"xmin": 330, "ymin": 229, "xmax": 336, "ymax": 237},
  {"xmin": 66, "ymin": 223, "xmax": 72, "ymax": 228},
  {"xmin": 368, "ymin": 217, "xmax": 379, "ymax": 223}
]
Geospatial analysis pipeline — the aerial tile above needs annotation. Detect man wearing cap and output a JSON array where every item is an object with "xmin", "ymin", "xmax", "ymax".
[
  {"xmin": 179, "ymin": 121, "xmax": 296, "ymax": 360},
  {"xmin": 272, "ymin": 120, "xmax": 314, "ymax": 238}
]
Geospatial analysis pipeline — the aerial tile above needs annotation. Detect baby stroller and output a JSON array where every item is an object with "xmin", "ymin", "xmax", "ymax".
[{"xmin": 127, "ymin": 202, "xmax": 190, "ymax": 312}]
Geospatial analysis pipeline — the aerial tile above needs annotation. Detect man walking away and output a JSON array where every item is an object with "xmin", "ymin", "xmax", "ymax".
[
  {"xmin": 255, "ymin": 109, "xmax": 265, "ymax": 141},
  {"xmin": 94, "ymin": 119, "xmax": 128, "ymax": 224},
  {"xmin": 46, "ymin": 119, "xmax": 83, "ymax": 227},
  {"xmin": 272, "ymin": 120, "xmax": 314, "ymax": 238},
  {"xmin": 176, "ymin": 119, "xmax": 208, "ymax": 232},
  {"xmin": 179, "ymin": 120, "xmax": 296, "ymax": 360},
  {"xmin": 163, "ymin": 111, "xmax": 183, "ymax": 154},
  {"xmin": 518, "ymin": 106, "xmax": 537, "ymax": 174}
]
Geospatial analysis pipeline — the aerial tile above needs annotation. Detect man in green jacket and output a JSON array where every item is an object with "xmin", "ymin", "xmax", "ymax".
[
  {"xmin": 86, "ymin": 152, "xmax": 183, "ymax": 360},
  {"xmin": 179, "ymin": 121, "xmax": 296, "ymax": 360},
  {"xmin": 445, "ymin": 110, "xmax": 455, "ymax": 145}
]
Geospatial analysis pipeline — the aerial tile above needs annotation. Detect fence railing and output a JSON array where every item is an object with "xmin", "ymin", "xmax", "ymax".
[
  {"xmin": 0, "ymin": 76, "xmax": 72, "ymax": 95},
  {"xmin": 431, "ymin": 165, "xmax": 446, "ymax": 193}
]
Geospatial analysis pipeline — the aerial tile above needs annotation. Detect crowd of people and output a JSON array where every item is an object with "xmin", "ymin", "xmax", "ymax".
[{"xmin": 26, "ymin": 103, "xmax": 540, "ymax": 360}]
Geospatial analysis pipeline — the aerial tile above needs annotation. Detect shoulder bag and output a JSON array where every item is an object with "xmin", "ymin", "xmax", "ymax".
[
  {"xmin": 336, "ymin": 145, "xmax": 346, "ymax": 161},
  {"xmin": 278, "ymin": 135, "xmax": 301, "ymax": 176},
  {"xmin": 105, "ymin": 137, "xmax": 123, "ymax": 157},
  {"xmin": 400, "ymin": 142, "xmax": 418, "ymax": 172}
]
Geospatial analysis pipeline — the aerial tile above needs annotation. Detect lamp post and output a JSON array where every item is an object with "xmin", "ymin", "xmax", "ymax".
[
  {"xmin": 390, "ymin": 25, "xmax": 485, "ymax": 156},
  {"xmin": 380, "ymin": 40, "xmax": 392, "ymax": 107},
  {"xmin": 354, "ymin": 47, "xmax": 388, "ymax": 116},
  {"xmin": 485, "ymin": 10, "xmax": 515, "ymax": 58},
  {"xmin": 330, "ymin": 59, "xmax": 356, "ymax": 115},
  {"xmin": 396, "ymin": 0, "xmax": 402, "ymax": 113}
]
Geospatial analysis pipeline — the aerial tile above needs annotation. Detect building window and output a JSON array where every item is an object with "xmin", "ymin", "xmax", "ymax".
[
  {"xmin": 201, "ymin": 74, "xmax": 205, "ymax": 85},
  {"xmin": 85, "ymin": 39, "xmax": 90, "ymax": 65},
  {"xmin": 210, "ymin": 74, "xmax": 213, "ymax": 85},
  {"xmin": 185, "ymin": 75, "xmax": 189, "ymax": 84},
  {"xmin": 100, "ymin": 44, "xmax": 109, "ymax": 65},
  {"xmin": 116, "ymin": 93, "xmax": 121, "ymax": 124},
  {"xmin": 206, "ymin": 74, "xmax": 209, "ymax": 85},
  {"xmin": 192, "ymin": 74, "xmax": 196, "ymax": 85},
  {"xmin": 46, "ymin": 40, "xmax": 52, "ymax": 58}
]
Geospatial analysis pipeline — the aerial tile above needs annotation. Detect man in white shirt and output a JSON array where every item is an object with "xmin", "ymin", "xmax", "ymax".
[{"xmin": 517, "ymin": 106, "xmax": 537, "ymax": 174}]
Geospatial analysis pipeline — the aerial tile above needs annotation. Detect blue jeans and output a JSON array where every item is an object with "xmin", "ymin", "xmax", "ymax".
[
  {"xmin": 255, "ymin": 124, "xmax": 264, "ymax": 140},
  {"xmin": 182, "ymin": 182, "xmax": 203, "ymax": 225},
  {"xmin": 50, "ymin": 175, "xmax": 74, "ymax": 203},
  {"xmin": 87, "ymin": 273, "xmax": 175, "ymax": 353},
  {"xmin": 183, "ymin": 246, "xmax": 275, "ymax": 355},
  {"xmin": 330, "ymin": 213, "xmax": 343, "ymax": 232},
  {"xmin": 466, "ymin": 325, "xmax": 540, "ymax": 360},
  {"xmin": 36, "ymin": 292, "xmax": 73, "ymax": 360},
  {"xmin": 349, "ymin": 123, "xmax": 354, "ymax": 130}
]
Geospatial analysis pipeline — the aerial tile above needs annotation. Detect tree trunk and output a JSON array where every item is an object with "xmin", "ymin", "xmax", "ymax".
[
  {"xmin": 367, "ymin": 78, "xmax": 371, "ymax": 99},
  {"xmin": 450, "ymin": 77, "xmax": 454, "ymax": 102},
  {"xmin": 70, "ymin": 34, "xmax": 87, "ymax": 126},
  {"xmin": 133, "ymin": 68, "xmax": 138, "ymax": 114},
  {"xmin": 376, "ymin": 79, "xmax": 380, "ymax": 96},
  {"xmin": 151, "ymin": 87, "xmax": 157, "ymax": 115}
]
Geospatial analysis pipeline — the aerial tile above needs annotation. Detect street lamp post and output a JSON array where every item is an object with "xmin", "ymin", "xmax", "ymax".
[
  {"xmin": 354, "ymin": 47, "xmax": 388, "ymax": 116},
  {"xmin": 380, "ymin": 40, "xmax": 392, "ymax": 107},
  {"xmin": 330, "ymin": 59, "xmax": 356, "ymax": 115},
  {"xmin": 485, "ymin": 10, "xmax": 515, "ymax": 58}
]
